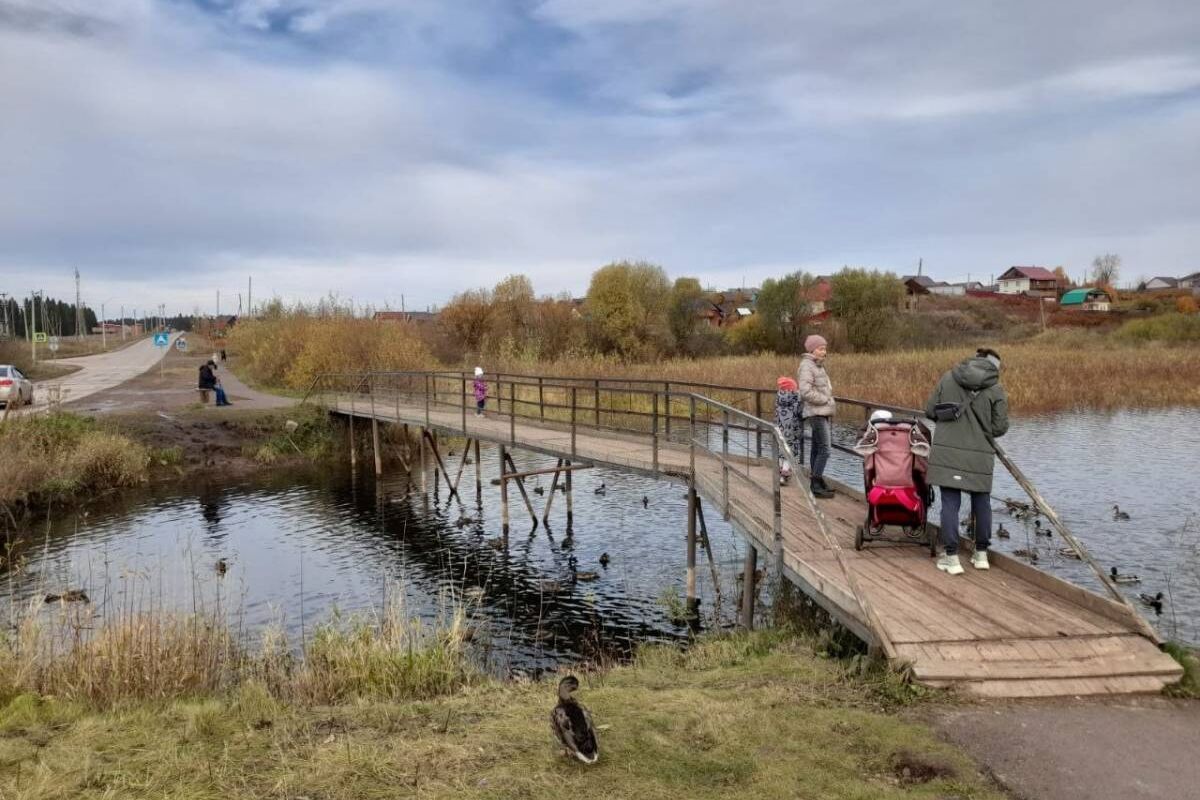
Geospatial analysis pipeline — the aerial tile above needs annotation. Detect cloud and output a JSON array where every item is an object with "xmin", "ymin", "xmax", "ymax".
[{"xmin": 1, "ymin": 1, "xmax": 1199, "ymax": 313}]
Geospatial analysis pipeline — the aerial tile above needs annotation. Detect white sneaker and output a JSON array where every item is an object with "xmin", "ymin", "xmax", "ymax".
[
  {"xmin": 936, "ymin": 554, "xmax": 964, "ymax": 576},
  {"xmin": 971, "ymin": 550, "xmax": 990, "ymax": 570}
]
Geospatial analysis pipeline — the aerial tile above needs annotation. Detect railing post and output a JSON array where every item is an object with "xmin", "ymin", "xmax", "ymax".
[
  {"xmin": 722, "ymin": 409, "xmax": 730, "ymax": 520},
  {"xmin": 570, "ymin": 386, "xmax": 577, "ymax": 457},
  {"xmin": 652, "ymin": 390, "xmax": 660, "ymax": 473},
  {"xmin": 740, "ymin": 545, "xmax": 757, "ymax": 630},
  {"xmin": 594, "ymin": 379, "xmax": 600, "ymax": 427},
  {"xmin": 755, "ymin": 391, "xmax": 763, "ymax": 458},
  {"xmin": 431, "ymin": 374, "xmax": 437, "ymax": 409},
  {"xmin": 461, "ymin": 375, "xmax": 467, "ymax": 433},
  {"xmin": 686, "ymin": 483, "xmax": 698, "ymax": 619},
  {"xmin": 538, "ymin": 377, "xmax": 545, "ymax": 421},
  {"xmin": 424, "ymin": 374, "xmax": 430, "ymax": 426},
  {"xmin": 510, "ymin": 381, "xmax": 516, "ymax": 444},
  {"xmin": 689, "ymin": 395, "xmax": 696, "ymax": 479},
  {"xmin": 664, "ymin": 381, "xmax": 671, "ymax": 439},
  {"xmin": 771, "ymin": 433, "xmax": 783, "ymax": 576}
]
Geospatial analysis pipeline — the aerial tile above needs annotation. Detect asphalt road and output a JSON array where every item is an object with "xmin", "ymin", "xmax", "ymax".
[{"xmin": 28, "ymin": 333, "xmax": 178, "ymax": 409}]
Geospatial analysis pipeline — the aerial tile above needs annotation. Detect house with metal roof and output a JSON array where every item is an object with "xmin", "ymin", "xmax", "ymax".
[
  {"xmin": 997, "ymin": 266, "xmax": 1059, "ymax": 297},
  {"xmin": 1059, "ymin": 287, "xmax": 1112, "ymax": 312},
  {"xmin": 1137, "ymin": 276, "xmax": 1179, "ymax": 291}
]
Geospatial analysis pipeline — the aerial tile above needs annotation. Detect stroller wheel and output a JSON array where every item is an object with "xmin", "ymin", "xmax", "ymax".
[{"xmin": 855, "ymin": 524, "xmax": 864, "ymax": 551}]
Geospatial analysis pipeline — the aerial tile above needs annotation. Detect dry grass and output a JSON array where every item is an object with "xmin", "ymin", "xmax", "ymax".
[
  {"xmin": 0, "ymin": 413, "xmax": 151, "ymax": 514},
  {"xmin": 0, "ymin": 582, "xmax": 476, "ymax": 710},
  {"xmin": 483, "ymin": 331, "xmax": 1200, "ymax": 414},
  {"xmin": 0, "ymin": 631, "xmax": 1007, "ymax": 800}
]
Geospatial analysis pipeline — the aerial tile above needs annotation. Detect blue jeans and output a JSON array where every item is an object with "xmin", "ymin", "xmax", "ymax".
[
  {"xmin": 939, "ymin": 488, "xmax": 991, "ymax": 555},
  {"xmin": 215, "ymin": 386, "xmax": 231, "ymax": 406},
  {"xmin": 808, "ymin": 416, "xmax": 831, "ymax": 478}
]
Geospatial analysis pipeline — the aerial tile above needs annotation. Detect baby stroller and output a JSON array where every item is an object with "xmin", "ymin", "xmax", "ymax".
[{"xmin": 853, "ymin": 411, "xmax": 937, "ymax": 555}]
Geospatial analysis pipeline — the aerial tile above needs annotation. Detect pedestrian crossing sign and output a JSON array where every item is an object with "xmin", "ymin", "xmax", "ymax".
[{"xmin": 153, "ymin": 332, "xmax": 170, "ymax": 347}]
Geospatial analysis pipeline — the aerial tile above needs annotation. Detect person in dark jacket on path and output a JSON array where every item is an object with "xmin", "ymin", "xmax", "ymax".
[
  {"xmin": 198, "ymin": 361, "xmax": 216, "ymax": 403},
  {"xmin": 924, "ymin": 348, "xmax": 1009, "ymax": 575}
]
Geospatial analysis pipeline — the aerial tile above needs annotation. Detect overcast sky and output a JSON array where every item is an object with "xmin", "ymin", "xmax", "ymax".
[{"xmin": 2, "ymin": 1, "xmax": 1199, "ymax": 315}]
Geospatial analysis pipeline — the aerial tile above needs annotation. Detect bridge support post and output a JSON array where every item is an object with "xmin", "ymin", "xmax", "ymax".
[
  {"xmin": 419, "ymin": 428, "xmax": 427, "ymax": 492},
  {"xmin": 686, "ymin": 484, "xmax": 699, "ymax": 620},
  {"xmin": 474, "ymin": 439, "xmax": 482, "ymax": 496},
  {"xmin": 740, "ymin": 545, "xmax": 758, "ymax": 630},
  {"xmin": 499, "ymin": 445, "xmax": 510, "ymax": 537},
  {"xmin": 371, "ymin": 417, "xmax": 382, "ymax": 477},
  {"xmin": 564, "ymin": 459, "xmax": 574, "ymax": 530}
]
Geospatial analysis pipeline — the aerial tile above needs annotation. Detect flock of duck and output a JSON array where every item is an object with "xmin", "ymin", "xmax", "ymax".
[{"xmin": 997, "ymin": 498, "xmax": 1166, "ymax": 616}]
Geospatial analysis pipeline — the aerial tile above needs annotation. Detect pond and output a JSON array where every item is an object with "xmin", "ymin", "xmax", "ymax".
[
  {"xmin": 4, "ymin": 407, "xmax": 1198, "ymax": 674},
  {"xmin": 1, "ymin": 447, "xmax": 749, "ymax": 676}
]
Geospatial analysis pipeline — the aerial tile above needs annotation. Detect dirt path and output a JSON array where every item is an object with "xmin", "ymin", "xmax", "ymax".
[
  {"xmin": 27, "ymin": 333, "xmax": 180, "ymax": 410},
  {"xmin": 66, "ymin": 337, "xmax": 292, "ymax": 415},
  {"xmin": 932, "ymin": 696, "xmax": 1200, "ymax": 799}
]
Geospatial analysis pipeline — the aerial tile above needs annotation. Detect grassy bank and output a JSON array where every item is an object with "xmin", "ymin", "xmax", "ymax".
[
  {"xmin": 0, "ymin": 625, "xmax": 1005, "ymax": 800},
  {"xmin": 0, "ymin": 413, "xmax": 155, "ymax": 516}
]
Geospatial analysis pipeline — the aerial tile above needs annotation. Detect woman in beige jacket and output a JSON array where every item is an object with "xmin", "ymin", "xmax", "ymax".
[{"xmin": 797, "ymin": 335, "xmax": 835, "ymax": 498}]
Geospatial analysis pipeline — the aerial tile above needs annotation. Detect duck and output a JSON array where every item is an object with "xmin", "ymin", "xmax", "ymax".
[
  {"xmin": 551, "ymin": 675, "xmax": 599, "ymax": 764},
  {"xmin": 598, "ymin": 552, "xmax": 611, "ymax": 568},
  {"xmin": 215, "ymin": 558, "xmax": 229, "ymax": 575},
  {"xmin": 996, "ymin": 524, "xmax": 1011, "ymax": 539},
  {"xmin": 594, "ymin": 483, "xmax": 607, "ymax": 496},
  {"xmin": 1112, "ymin": 504, "xmax": 1131, "ymax": 521},
  {"xmin": 1034, "ymin": 520, "xmax": 1052, "ymax": 537},
  {"xmin": 1012, "ymin": 549, "xmax": 1039, "ymax": 563},
  {"xmin": 1110, "ymin": 567, "xmax": 1141, "ymax": 585},
  {"xmin": 534, "ymin": 483, "xmax": 545, "ymax": 496},
  {"xmin": 1139, "ymin": 592, "xmax": 1164, "ymax": 615},
  {"xmin": 44, "ymin": 589, "xmax": 89, "ymax": 604},
  {"xmin": 1058, "ymin": 547, "xmax": 1081, "ymax": 560},
  {"xmin": 642, "ymin": 495, "xmax": 649, "ymax": 509},
  {"xmin": 574, "ymin": 571, "xmax": 600, "ymax": 582},
  {"xmin": 455, "ymin": 515, "xmax": 477, "ymax": 528}
]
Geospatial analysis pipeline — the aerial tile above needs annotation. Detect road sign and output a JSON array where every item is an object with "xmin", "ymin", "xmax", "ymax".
[
  {"xmin": 153, "ymin": 332, "xmax": 170, "ymax": 347},
  {"xmin": 33, "ymin": 332, "xmax": 47, "ymax": 343},
  {"xmin": 175, "ymin": 337, "xmax": 188, "ymax": 352},
  {"xmin": 48, "ymin": 335, "xmax": 60, "ymax": 353}
]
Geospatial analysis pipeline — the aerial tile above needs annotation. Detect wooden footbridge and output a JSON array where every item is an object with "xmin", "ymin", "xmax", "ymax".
[{"xmin": 304, "ymin": 371, "xmax": 1182, "ymax": 698}]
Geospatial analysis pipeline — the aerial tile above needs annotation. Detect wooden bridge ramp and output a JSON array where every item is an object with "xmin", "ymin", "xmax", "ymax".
[{"xmin": 317, "ymin": 376, "xmax": 1181, "ymax": 699}]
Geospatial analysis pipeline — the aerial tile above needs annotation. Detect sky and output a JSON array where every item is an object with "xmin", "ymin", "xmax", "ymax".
[{"xmin": 2, "ymin": 0, "xmax": 1199, "ymax": 315}]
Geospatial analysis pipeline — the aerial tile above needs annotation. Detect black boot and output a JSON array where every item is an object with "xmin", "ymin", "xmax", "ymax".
[{"xmin": 811, "ymin": 478, "xmax": 834, "ymax": 499}]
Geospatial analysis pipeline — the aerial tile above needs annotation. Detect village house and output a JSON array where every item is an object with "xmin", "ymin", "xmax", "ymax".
[
  {"xmin": 996, "ymin": 266, "xmax": 1059, "ymax": 298},
  {"xmin": 805, "ymin": 276, "xmax": 833, "ymax": 314},
  {"xmin": 1137, "ymin": 277, "xmax": 1179, "ymax": 291},
  {"xmin": 1180, "ymin": 272, "xmax": 1200, "ymax": 290},
  {"xmin": 1059, "ymin": 287, "xmax": 1112, "ymax": 312}
]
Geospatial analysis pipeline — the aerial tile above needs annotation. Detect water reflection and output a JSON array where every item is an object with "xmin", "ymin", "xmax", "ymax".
[{"xmin": 2, "ymin": 447, "xmax": 748, "ymax": 675}]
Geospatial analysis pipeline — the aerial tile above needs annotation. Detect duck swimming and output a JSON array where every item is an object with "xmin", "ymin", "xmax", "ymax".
[
  {"xmin": 1110, "ymin": 567, "xmax": 1140, "ymax": 585},
  {"xmin": 594, "ymin": 483, "xmax": 607, "ymax": 496},
  {"xmin": 1112, "ymin": 505, "xmax": 1131, "ymax": 521},
  {"xmin": 996, "ymin": 523, "xmax": 1010, "ymax": 539},
  {"xmin": 1034, "ymin": 520, "xmax": 1052, "ymax": 537},
  {"xmin": 551, "ymin": 676, "xmax": 599, "ymax": 764},
  {"xmin": 1139, "ymin": 591, "xmax": 1164, "ymax": 615},
  {"xmin": 642, "ymin": 495, "xmax": 649, "ymax": 509},
  {"xmin": 598, "ymin": 552, "xmax": 611, "ymax": 568}
]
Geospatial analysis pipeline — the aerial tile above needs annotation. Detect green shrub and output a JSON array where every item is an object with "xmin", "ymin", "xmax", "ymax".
[{"xmin": 1114, "ymin": 313, "xmax": 1200, "ymax": 343}]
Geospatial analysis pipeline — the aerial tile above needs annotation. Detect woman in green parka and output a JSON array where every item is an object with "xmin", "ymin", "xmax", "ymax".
[{"xmin": 924, "ymin": 348, "xmax": 1009, "ymax": 576}]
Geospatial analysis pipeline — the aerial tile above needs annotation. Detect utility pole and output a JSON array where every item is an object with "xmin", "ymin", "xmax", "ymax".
[
  {"xmin": 101, "ymin": 303, "xmax": 107, "ymax": 350},
  {"xmin": 247, "ymin": 276, "xmax": 252, "ymax": 318},
  {"xmin": 74, "ymin": 268, "xmax": 84, "ymax": 340},
  {"xmin": 121, "ymin": 305, "xmax": 126, "ymax": 340},
  {"xmin": 216, "ymin": 290, "xmax": 220, "ymax": 319},
  {"xmin": 30, "ymin": 290, "xmax": 40, "ymax": 364}
]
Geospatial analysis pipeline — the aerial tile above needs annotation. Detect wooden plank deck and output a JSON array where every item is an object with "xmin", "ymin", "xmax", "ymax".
[{"xmin": 327, "ymin": 395, "xmax": 1183, "ymax": 698}]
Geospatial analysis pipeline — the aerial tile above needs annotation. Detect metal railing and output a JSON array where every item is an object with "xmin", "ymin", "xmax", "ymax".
[{"xmin": 302, "ymin": 369, "xmax": 1160, "ymax": 647}]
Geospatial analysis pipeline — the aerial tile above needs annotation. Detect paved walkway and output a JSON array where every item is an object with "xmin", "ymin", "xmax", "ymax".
[
  {"xmin": 934, "ymin": 697, "xmax": 1200, "ymax": 799},
  {"xmin": 27, "ymin": 334, "xmax": 179, "ymax": 410}
]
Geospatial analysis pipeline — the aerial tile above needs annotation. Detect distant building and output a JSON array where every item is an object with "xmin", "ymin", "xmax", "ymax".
[
  {"xmin": 902, "ymin": 275, "xmax": 935, "ymax": 296},
  {"xmin": 997, "ymin": 266, "xmax": 1058, "ymax": 297},
  {"xmin": 1138, "ymin": 277, "xmax": 1179, "ymax": 291},
  {"xmin": 1059, "ymin": 287, "xmax": 1112, "ymax": 312},
  {"xmin": 805, "ymin": 277, "xmax": 833, "ymax": 314},
  {"xmin": 1179, "ymin": 272, "xmax": 1200, "ymax": 290}
]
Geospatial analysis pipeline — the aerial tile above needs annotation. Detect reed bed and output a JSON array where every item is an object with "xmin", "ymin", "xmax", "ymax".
[{"xmin": 0, "ymin": 576, "xmax": 476, "ymax": 709}]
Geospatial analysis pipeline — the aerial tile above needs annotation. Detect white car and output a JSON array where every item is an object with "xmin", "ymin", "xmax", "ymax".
[{"xmin": 0, "ymin": 365, "xmax": 33, "ymax": 408}]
